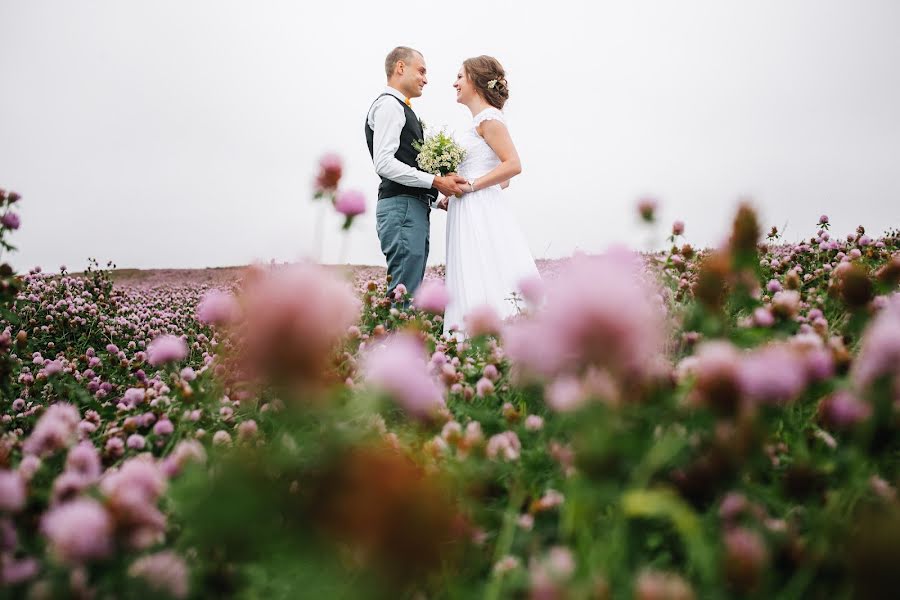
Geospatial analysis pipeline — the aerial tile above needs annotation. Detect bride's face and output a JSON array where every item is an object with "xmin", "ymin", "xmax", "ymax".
[{"xmin": 453, "ymin": 68, "xmax": 475, "ymax": 104}]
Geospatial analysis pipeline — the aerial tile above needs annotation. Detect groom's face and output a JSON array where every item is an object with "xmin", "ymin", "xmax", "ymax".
[{"xmin": 398, "ymin": 53, "xmax": 428, "ymax": 99}]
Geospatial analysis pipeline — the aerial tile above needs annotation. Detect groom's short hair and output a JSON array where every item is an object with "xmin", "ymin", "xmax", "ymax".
[{"xmin": 385, "ymin": 46, "xmax": 422, "ymax": 78}]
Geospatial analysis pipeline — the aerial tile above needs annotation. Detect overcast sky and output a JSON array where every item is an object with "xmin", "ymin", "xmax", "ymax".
[{"xmin": 1, "ymin": 0, "xmax": 898, "ymax": 273}]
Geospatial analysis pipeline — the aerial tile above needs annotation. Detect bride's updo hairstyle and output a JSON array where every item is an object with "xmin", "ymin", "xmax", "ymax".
[{"xmin": 463, "ymin": 56, "xmax": 509, "ymax": 110}]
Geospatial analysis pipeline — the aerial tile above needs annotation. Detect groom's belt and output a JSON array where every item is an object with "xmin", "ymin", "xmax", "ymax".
[{"xmin": 379, "ymin": 191, "xmax": 435, "ymax": 201}]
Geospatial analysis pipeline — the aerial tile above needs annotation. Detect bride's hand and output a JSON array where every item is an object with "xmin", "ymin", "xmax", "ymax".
[{"xmin": 436, "ymin": 196, "xmax": 449, "ymax": 211}]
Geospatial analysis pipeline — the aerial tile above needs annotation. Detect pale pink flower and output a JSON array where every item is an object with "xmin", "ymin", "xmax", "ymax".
[
  {"xmin": 771, "ymin": 290, "xmax": 801, "ymax": 318},
  {"xmin": 51, "ymin": 471, "xmax": 91, "ymax": 505},
  {"xmin": 818, "ymin": 390, "xmax": 872, "ymax": 430},
  {"xmin": 196, "ymin": 289, "xmax": 238, "ymax": 326},
  {"xmin": 123, "ymin": 387, "xmax": 146, "ymax": 407},
  {"xmin": 672, "ymin": 220, "xmax": 685, "ymax": 236},
  {"xmin": 518, "ymin": 275, "xmax": 545, "ymax": 306},
  {"xmin": 524, "ymin": 415, "xmax": 544, "ymax": 431},
  {"xmin": 161, "ymin": 440, "xmax": 207, "ymax": 478},
  {"xmin": 517, "ymin": 513, "xmax": 535, "ymax": 530},
  {"xmin": 127, "ymin": 434, "xmax": 146, "ymax": 450},
  {"xmin": 412, "ymin": 279, "xmax": 449, "ymax": 314},
  {"xmin": 41, "ymin": 498, "xmax": 113, "ymax": 564},
  {"xmin": 738, "ymin": 344, "xmax": 807, "ymax": 405},
  {"xmin": 482, "ymin": 363, "xmax": 500, "ymax": 381},
  {"xmin": 43, "ymin": 360, "xmax": 63, "ymax": 376},
  {"xmin": 544, "ymin": 376, "xmax": 587, "ymax": 413},
  {"xmin": 476, "ymin": 377, "xmax": 495, "ymax": 397},
  {"xmin": 212, "ymin": 430, "xmax": 232, "ymax": 446},
  {"xmin": 236, "ymin": 263, "xmax": 361, "ymax": 384},
  {"xmin": 852, "ymin": 293, "xmax": 900, "ymax": 388},
  {"xmin": 101, "ymin": 458, "xmax": 167, "ymax": 549},
  {"xmin": 545, "ymin": 546, "xmax": 576, "ymax": 579},
  {"xmin": 0, "ymin": 470, "xmax": 26, "ymax": 512},
  {"xmin": 493, "ymin": 555, "xmax": 520, "ymax": 575},
  {"xmin": 486, "ymin": 431, "xmax": 521, "ymax": 461},
  {"xmin": 18, "ymin": 456, "xmax": 42, "ymax": 481},
  {"xmin": 363, "ymin": 332, "xmax": 446, "ymax": 420},
  {"xmin": 0, "ymin": 556, "xmax": 39, "ymax": 585},
  {"xmin": 147, "ymin": 335, "xmax": 188, "ymax": 366},
  {"xmin": 128, "ymin": 551, "xmax": 190, "ymax": 599},
  {"xmin": 237, "ymin": 419, "xmax": 258, "ymax": 441},
  {"xmin": 506, "ymin": 250, "xmax": 666, "ymax": 382},
  {"xmin": 23, "ymin": 403, "xmax": 80, "ymax": 456},
  {"xmin": 719, "ymin": 492, "xmax": 749, "ymax": 522},
  {"xmin": 464, "ymin": 304, "xmax": 503, "ymax": 337},
  {"xmin": 65, "ymin": 442, "xmax": 102, "ymax": 482},
  {"xmin": 724, "ymin": 527, "xmax": 769, "ymax": 586},
  {"xmin": 106, "ymin": 437, "xmax": 125, "ymax": 458},
  {"xmin": 634, "ymin": 570, "xmax": 694, "ymax": 600},
  {"xmin": 752, "ymin": 307, "xmax": 775, "ymax": 327},
  {"xmin": 334, "ymin": 189, "xmax": 366, "ymax": 217},
  {"xmin": 534, "ymin": 489, "xmax": 565, "ymax": 511},
  {"xmin": 153, "ymin": 419, "xmax": 174, "ymax": 436}
]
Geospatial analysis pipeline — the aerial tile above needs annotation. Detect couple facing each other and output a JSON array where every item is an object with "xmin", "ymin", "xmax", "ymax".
[{"xmin": 364, "ymin": 46, "xmax": 539, "ymax": 337}]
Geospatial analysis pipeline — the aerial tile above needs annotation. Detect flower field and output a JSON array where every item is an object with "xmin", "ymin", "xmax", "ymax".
[{"xmin": 1, "ymin": 182, "xmax": 899, "ymax": 599}]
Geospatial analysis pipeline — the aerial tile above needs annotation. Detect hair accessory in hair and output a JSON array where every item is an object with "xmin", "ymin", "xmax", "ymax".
[{"xmin": 487, "ymin": 79, "xmax": 497, "ymax": 89}]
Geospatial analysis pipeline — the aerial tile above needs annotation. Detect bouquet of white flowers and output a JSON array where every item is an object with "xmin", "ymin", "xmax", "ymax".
[{"xmin": 413, "ymin": 130, "xmax": 466, "ymax": 176}]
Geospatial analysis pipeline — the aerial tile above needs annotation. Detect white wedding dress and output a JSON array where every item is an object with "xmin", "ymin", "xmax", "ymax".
[{"xmin": 443, "ymin": 107, "xmax": 540, "ymax": 337}]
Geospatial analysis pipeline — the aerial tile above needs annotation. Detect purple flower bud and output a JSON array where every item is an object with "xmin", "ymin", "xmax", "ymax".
[{"xmin": 0, "ymin": 211, "xmax": 20, "ymax": 230}]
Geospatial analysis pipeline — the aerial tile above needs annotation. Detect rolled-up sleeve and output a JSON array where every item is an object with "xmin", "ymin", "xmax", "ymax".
[{"xmin": 369, "ymin": 99, "xmax": 436, "ymax": 188}]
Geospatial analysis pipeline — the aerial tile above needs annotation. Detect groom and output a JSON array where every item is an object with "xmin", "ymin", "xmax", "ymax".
[{"xmin": 365, "ymin": 46, "xmax": 466, "ymax": 298}]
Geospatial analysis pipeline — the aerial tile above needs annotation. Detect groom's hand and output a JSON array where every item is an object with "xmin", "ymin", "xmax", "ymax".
[{"xmin": 433, "ymin": 174, "xmax": 466, "ymax": 197}]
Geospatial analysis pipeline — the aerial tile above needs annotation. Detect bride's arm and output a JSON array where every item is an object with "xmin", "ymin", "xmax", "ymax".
[
  {"xmin": 500, "ymin": 180, "xmax": 510, "ymax": 189},
  {"xmin": 468, "ymin": 120, "xmax": 521, "ymax": 192}
]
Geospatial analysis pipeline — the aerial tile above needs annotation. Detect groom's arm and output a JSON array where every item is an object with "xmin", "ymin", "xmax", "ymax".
[{"xmin": 370, "ymin": 99, "xmax": 435, "ymax": 189}]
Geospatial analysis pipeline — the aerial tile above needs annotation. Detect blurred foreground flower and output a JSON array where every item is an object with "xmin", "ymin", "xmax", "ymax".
[
  {"xmin": 504, "ymin": 249, "xmax": 666, "ymax": 386},
  {"xmin": 231, "ymin": 263, "xmax": 360, "ymax": 389},
  {"xmin": 363, "ymin": 332, "xmax": 445, "ymax": 420}
]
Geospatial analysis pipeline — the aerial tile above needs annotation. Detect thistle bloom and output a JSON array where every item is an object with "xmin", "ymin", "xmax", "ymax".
[{"xmin": 147, "ymin": 335, "xmax": 188, "ymax": 366}]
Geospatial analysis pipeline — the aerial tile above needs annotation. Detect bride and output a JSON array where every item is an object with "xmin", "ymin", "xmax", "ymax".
[{"xmin": 438, "ymin": 55, "xmax": 540, "ymax": 338}]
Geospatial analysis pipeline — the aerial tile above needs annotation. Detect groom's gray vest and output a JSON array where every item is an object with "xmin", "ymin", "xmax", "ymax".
[{"xmin": 365, "ymin": 94, "xmax": 438, "ymax": 203}]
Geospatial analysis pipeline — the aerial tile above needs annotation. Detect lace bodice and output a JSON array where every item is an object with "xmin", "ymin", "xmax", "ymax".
[{"xmin": 457, "ymin": 107, "xmax": 506, "ymax": 180}]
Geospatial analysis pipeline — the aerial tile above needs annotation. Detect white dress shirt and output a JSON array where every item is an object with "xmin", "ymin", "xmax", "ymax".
[{"xmin": 367, "ymin": 86, "xmax": 436, "ymax": 191}]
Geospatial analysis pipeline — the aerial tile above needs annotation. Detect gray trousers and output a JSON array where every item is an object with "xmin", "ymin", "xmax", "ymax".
[{"xmin": 376, "ymin": 194, "xmax": 431, "ymax": 298}]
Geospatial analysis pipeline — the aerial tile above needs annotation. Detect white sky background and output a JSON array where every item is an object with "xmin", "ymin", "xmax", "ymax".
[{"xmin": 1, "ymin": 0, "xmax": 898, "ymax": 272}]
